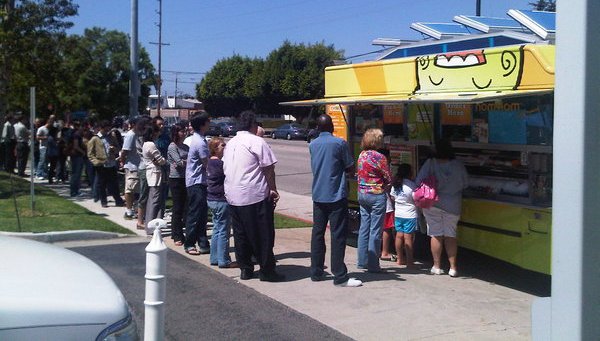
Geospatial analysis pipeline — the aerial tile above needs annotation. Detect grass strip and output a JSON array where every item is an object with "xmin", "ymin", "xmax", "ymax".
[{"xmin": 0, "ymin": 173, "xmax": 132, "ymax": 234}]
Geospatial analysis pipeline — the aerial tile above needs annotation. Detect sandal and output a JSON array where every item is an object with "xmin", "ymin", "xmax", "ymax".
[
  {"xmin": 136, "ymin": 224, "xmax": 145, "ymax": 230},
  {"xmin": 185, "ymin": 247, "xmax": 200, "ymax": 255},
  {"xmin": 174, "ymin": 241, "xmax": 183, "ymax": 246}
]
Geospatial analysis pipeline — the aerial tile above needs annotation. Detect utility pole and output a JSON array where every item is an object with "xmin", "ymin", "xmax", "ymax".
[
  {"xmin": 162, "ymin": 70, "xmax": 205, "ymax": 102},
  {"xmin": 476, "ymin": 0, "xmax": 481, "ymax": 16},
  {"xmin": 129, "ymin": 0, "xmax": 139, "ymax": 118},
  {"xmin": 150, "ymin": 0, "xmax": 169, "ymax": 117}
]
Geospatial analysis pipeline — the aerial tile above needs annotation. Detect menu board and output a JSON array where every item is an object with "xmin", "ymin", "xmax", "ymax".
[
  {"xmin": 406, "ymin": 104, "xmax": 433, "ymax": 141},
  {"xmin": 387, "ymin": 143, "xmax": 416, "ymax": 178},
  {"xmin": 326, "ymin": 104, "xmax": 349, "ymax": 141},
  {"xmin": 383, "ymin": 105, "xmax": 403, "ymax": 124},
  {"xmin": 441, "ymin": 104, "xmax": 472, "ymax": 125}
]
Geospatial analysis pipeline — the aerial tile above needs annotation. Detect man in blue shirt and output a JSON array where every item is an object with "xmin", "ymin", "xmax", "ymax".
[
  {"xmin": 309, "ymin": 114, "xmax": 362, "ymax": 287},
  {"xmin": 184, "ymin": 112, "xmax": 211, "ymax": 255}
]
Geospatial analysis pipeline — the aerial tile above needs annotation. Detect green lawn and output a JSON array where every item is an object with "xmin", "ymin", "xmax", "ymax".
[
  {"xmin": 168, "ymin": 196, "xmax": 311, "ymax": 229},
  {"xmin": 274, "ymin": 213, "xmax": 311, "ymax": 229},
  {"xmin": 0, "ymin": 173, "xmax": 132, "ymax": 234},
  {"xmin": 0, "ymin": 172, "xmax": 310, "ymax": 233}
]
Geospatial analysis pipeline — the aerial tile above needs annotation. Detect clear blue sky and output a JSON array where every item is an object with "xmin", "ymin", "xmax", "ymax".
[{"xmin": 69, "ymin": 0, "xmax": 531, "ymax": 96}]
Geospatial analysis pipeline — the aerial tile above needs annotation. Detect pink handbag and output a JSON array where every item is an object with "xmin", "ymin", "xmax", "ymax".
[{"xmin": 413, "ymin": 175, "xmax": 438, "ymax": 209}]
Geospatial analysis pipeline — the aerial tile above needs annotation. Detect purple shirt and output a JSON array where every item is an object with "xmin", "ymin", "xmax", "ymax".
[
  {"xmin": 223, "ymin": 131, "xmax": 277, "ymax": 206},
  {"xmin": 185, "ymin": 132, "xmax": 208, "ymax": 187}
]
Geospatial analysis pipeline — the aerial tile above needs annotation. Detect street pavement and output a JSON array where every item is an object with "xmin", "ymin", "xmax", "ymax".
[
  {"xmin": 67, "ymin": 239, "xmax": 351, "ymax": 341},
  {"xmin": 36, "ymin": 177, "xmax": 549, "ymax": 340}
]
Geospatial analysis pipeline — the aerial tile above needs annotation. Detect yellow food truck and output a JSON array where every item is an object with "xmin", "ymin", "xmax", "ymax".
[{"xmin": 283, "ymin": 40, "xmax": 555, "ymax": 275}]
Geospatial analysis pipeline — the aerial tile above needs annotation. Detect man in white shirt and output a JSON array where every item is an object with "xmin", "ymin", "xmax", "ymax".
[
  {"xmin": 1, "ymin": 113, "xmax": 16, "ymax": 173},
  {"xmin": 223, "ymin": 110, "xmax": 284, "ymax": 282},
  {"xmin": 13, "ymin": 114, "xmax": 30, "ymax": 177}
]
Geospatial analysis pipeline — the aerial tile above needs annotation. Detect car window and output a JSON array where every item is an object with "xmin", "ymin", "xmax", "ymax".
[{"xmin": 279, "ymin": 124, "xmax": 289, "ymax": 129}]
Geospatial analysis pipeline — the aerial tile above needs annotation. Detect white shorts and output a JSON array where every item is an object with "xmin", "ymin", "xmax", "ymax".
[{"xmin": 423, "ymin": 206, "xmax": 460, "ymax": 237}]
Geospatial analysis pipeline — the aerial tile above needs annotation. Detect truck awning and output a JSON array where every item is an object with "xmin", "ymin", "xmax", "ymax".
[
  {"xmin": 279, "ymin": 94, "xmax": 412, "ymax": 106},
  {"xmin": 279, "ymin": 89, "xmax": 553, "ymax": 107}
]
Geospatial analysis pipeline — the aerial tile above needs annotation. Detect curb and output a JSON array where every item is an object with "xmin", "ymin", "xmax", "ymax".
[{"xmin": 0, "ymin": 230, "xmax": 128, "ymax": 243}]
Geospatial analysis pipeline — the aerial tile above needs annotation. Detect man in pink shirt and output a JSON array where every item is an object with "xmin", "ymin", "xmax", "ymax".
[{"xmin": 223, "ymin": 110, "xmax": 284, "ymax": 282}]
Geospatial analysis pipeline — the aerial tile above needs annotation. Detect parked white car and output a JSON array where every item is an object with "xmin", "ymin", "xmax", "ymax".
[{"xmin": 0, "ymin": 236, "xmax": 138, "ymax": 340}]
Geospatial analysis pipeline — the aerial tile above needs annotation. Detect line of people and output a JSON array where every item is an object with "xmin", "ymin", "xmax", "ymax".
[{"xmin": 354, "ymin": 128, "xmax": 469, "ymax": 279}]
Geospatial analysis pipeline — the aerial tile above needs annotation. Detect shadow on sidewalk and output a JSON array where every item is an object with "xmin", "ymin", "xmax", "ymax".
[{"xmin": 276, "ymin": 251, "xmax": 311, "ymax": 260}]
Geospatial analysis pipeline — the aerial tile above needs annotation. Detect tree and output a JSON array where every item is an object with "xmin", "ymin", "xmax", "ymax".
[
  {"xmin": 196, "ymin": 41, "xmax": 343, "ymax": 120},
  {"xmin": 196, "ymin": 55, "xmax": 256, "ymax": 116},
  {"xmin": 59, "ymin": 28, "xmax": 155, "ymax": 119},
  {"xmin": 0, "ymin": 0, "xmax": 78, "ymax": 114},
  {"xmin": 262, "ymin": 41, "xmax": 343, "ymax": 121},
  {"xmin": 529, "ymin": 0, "xmax": 556, "ymax": 11}
]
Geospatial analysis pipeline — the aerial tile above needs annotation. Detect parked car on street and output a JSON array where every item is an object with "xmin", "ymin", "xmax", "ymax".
[
  {"xmin": 206, "ymin": 122, "xmax": 224, "ymax": 137},
  {"xmin": 306, "ymin": 128, "xmax": 319, "ymax": 143},
  {"xmin": 271, "ymin": 123, "xmax": 308, "ymax": 140},
  {"xmin": 217, "ymin": 121, "xmax": 237, "ymax": 137},
  {"xmin": 0, "ymin": 236, "xmax": 138, "ymax": 340}
]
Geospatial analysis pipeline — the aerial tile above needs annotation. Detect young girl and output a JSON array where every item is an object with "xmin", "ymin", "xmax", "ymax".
[
  {"xmin": 390, "ymin": 163, "xmax": 418, "ymax": 268},
  {"xmin": 379, "ymin": 149, "xmax": 395, "ymax": 261}
]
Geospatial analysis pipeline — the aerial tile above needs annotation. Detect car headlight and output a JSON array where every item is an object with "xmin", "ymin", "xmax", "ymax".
[{"xmin": 96, "ymin": 313, "xmax": 139, "ymax": 341}]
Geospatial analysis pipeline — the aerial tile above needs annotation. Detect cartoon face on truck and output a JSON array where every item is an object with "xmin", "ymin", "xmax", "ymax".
[{"xmin": 415, "ymin": 48, "xmax": 524, "ymax": 92}]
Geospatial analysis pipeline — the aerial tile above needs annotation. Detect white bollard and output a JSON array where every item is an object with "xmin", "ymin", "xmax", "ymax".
[{"xmin": 144, "ymin": 219, "xmax": 167, "ymax": 341}]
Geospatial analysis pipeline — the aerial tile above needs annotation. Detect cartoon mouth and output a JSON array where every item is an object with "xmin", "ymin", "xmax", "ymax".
[{"xmin": 435, "ymin": 50, "xmax": 486, "ymax": 68}]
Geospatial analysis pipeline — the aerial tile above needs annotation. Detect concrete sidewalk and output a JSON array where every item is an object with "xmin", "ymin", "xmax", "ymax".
[{"xmin": 41, "ymin": 180, "xmax": 536, "ymax": 340}]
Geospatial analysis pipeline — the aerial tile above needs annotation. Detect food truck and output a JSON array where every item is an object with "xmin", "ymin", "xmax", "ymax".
[{"xmin": 282, "ymin": 11, "xmax": 555, "ymax": 274}]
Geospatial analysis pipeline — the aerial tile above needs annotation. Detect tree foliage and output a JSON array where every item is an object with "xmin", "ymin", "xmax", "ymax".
[
  {"xmin": 529, "ymin": 0, "xmax": 556, "ymax": 11},
  {"xmin": 0, "ymin": 0, "xmax": 78, "ymax": 114},
  {"xmin": 59, "ymin": 28, "xmax": 155, "ymax": 118},
  {"xmin": 0, "ymin": 1, "xmax": 155, "ymax": 120},
  {"xmin": 197, "ymin": 41, "xmax": 343, "ymax": 120}
]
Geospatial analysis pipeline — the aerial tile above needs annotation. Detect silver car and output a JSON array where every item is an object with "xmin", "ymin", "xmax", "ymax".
[{"xmin": 0, "ymin": 236, "xmax": 138, "ymax": 340}]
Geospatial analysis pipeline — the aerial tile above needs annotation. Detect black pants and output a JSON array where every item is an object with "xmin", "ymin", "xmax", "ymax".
[
  {"xmin": 2, "ymin": 140, "xmax": 16, "ymax": 173},
  {"xmin": 168, "ymin": 177, "xmax": 187, "ymax": 242},
  {"xmin": 95, "ymin": 166, "xmax": 123, "ymax": 205},
  {"xmin": 230, "ymin": 198, "xmax": 276, "ymax": 274},
  {"xmin": 184, "ymin": 184, "xmax": 209, "ymax": 249},
  {"xmin": 311, "ymin": 199, "xmax": 350, "ymax": 284},
  {"xmin": 15, "ymin": 142, "xmax": 29, "ymax": 176},
  {"xmin": 47, "ymin": 155, "xmax": 58, "ymax": 183}
]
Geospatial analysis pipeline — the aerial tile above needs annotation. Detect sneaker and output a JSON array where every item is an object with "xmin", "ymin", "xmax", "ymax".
[
  {"xmin": 124, "ymin": 212, "xmax": 135, "ymax": 220},
  {"xmin": 335, "ymin": 278, "xmax": 363, "ymax": 287},
  {"xmin": 448, "ymin": 269, "xmax": 458, "ymax": 277},
  {"xmin": 430, "ymin": 266, "xmax": 444, "ymax": 275}
]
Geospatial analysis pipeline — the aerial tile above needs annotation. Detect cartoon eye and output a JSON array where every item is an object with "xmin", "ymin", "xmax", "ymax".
[
  {"xmin": 471, "ymin": 78, "xmax": 492, "ymax": 89},
  {"xmin": 429, "ymin": 76, "xmax": 444, "ymax": 86}
]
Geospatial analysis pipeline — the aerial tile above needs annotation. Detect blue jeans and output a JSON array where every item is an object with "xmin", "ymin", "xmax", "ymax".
[
  {"xmin": 70, "ymin": 155, "xmax": 84, "ymax": 196},
  {"xmin": 208, "ymin": 200, "xmax": 232, "ymax": 267},
  {"xmin": 312, "ymin": 199, "xmax": 349, "ymax": 284},
  {"xmin": 184, "ymin": 184, "xmax": 209, "ymax": 250},
  {"xmin": 357, "ymin": 192, "xmax": 387, "ymax": 271},
  {"xmin": 36, "ymin": 146, "xmax": 47, "ymax": 178}
]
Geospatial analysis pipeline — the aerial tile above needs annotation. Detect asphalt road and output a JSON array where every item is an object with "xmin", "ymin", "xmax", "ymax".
[
  {"xmin": 70, "ymin": 241, "xmax": 351, "ymax": 341},
  {"xmin": 266, "ymin": 139, "xmax": 313, "ymax": 197}
]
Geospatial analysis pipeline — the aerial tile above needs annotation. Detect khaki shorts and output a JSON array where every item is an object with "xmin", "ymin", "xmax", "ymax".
[
  {"xmin": 124, "ymin": 169, "xmax": 139, "ymax": 194},
  {"xmin": 423, "ymin": 206, "xmax": 460, "ymax": 237}
]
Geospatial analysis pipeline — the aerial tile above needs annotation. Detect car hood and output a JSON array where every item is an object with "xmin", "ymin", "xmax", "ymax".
[{"xmin": 0, "ymin": 236, "xmax": 129, "ymax": 330}]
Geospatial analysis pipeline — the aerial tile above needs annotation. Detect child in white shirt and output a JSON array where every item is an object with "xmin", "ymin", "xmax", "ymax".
[{"xmin": 390, "ymin": 163, "xmax": 417, "ymax": 267}]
